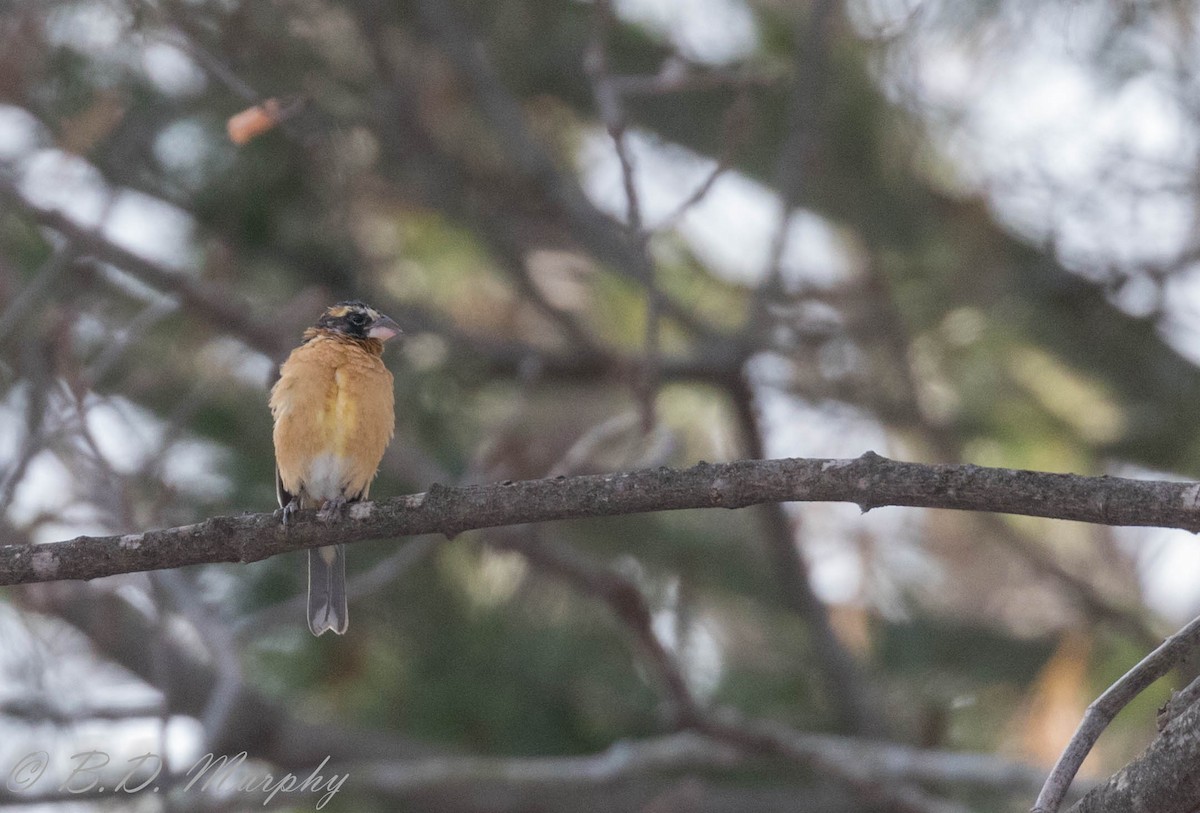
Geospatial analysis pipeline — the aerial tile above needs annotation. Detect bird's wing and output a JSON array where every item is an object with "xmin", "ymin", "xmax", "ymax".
[{"xmin": 276, "ymin": 464, "xmax": 295, "ymax": 509}]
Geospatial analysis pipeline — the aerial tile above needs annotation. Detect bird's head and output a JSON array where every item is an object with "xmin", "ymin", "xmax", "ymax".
[{"xmin": 306, "ymin": 301, "xmax": 403, "ymax": 348}]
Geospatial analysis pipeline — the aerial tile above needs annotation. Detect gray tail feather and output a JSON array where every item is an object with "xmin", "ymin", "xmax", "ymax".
[{"xmin": 308, "ymin": 544, "xmax": 348, "ymax": 635}]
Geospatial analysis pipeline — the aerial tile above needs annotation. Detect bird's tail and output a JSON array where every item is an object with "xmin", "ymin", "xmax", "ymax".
[{"xmin": 308, "ymin": 544, "xmax": 348, "ymax": 635}]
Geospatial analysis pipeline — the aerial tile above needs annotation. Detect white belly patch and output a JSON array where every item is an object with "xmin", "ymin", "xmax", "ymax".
[{"xmin": 303, "ymin": 453, "xmax": 351, "ymax": 502}]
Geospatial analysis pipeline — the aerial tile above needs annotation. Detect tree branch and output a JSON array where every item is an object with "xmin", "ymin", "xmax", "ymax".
[
  {"xmin": 729, "ymin": 378, "xmax": 885, "ymax": 737},
  {"xmin": 353, "ymin": 728, "xmax": 1063, "ymax": 798},
  {"xmin": 4, "ymin": 452, "xmax": 1200, "ymax": 586},
  {"xmin": 15, "ymin": 582, "xmax": 439, "ymax": 767},
  {"xmin": 1063, "ymin": 666, "xmax": 1200, "ymax": 813},
  {"xmin": 1033, "ymin": 612, "xmax": 1200, "ymax": 813}
]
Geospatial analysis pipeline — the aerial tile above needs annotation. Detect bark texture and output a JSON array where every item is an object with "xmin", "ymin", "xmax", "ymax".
[{"xmin": 4, "ymin": 452, "xmax": 1199, "ymax": 586}]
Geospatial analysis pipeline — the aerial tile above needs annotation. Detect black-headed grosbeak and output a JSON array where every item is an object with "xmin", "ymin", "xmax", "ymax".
[{"xmin": 269, "ymin": 301, "xmax": 401, "ymax": 635}]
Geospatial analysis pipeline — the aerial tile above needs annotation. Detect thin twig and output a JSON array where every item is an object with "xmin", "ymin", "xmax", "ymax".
[
  {"xmin": 1032, "ymin": 613, "xmax": 1200, "ymax": 813},
  {"xmin": 0, "ymin": 177, "xmax": 285, "ymax": 358},
  {"xmin": 149, "ymin": 570, "xmax": 245, "ymax": 753},
  {"xmin": 730, "ymin": 376, "xmax": 884, "ymax": 737},
  {"xmin": 608, "ymin": 65, "xmax": 781, "ymax": 97},
  {"xmin": 653, "ymin": 92, "xmax": 753, "ymax": 234},
  {"xmin": 412, "ymin": 0, "xmax": 714, "ymax": 339},
  {"xmin": 487, "ymin": 526, "xmax": 967, "ymax": 812},
  {"xmin": 701, "ymin": 713, "xmax": 973, "ymax": 813},
  {"xmin": 1061, "ymin": 659, "xmax": 1200, "ymax": 813},
  {"xmin": 14, "ymin": 578, "xmax": 439, "ymax": 767},
  {"xmin": 355, "ymin": 726, "xmax": 1063, "ymax": 799},
  {"xmin": 584, "ymin": 0, "xmax": 642, "ymax": 233},
  {"xmin": 489, "ymin": 239, "xmax": 602, "ymax": 352},
  {"xmin": 233, "ymin": 536, "xmax": 440, "ymax": 640},
  {"xmin": 7, "ymin": 175, "xmax": 672, "ymax": 384},
  {"xmin": 585, "ymin": 0, "xmax": 662, "ymax": 432},
  {"xmin": 981, "ymin": 514, "xmax": 1161, "ymax": 651},
  {"xmin": 487, "ymin": 525, "xmax": 702, "ymax": 724},
  {"xmin": 0, "ymin": 341, "xmax": 56, "ymax": 511},
  {"xmin": 0, "ymin": 242, "xmax": 79, "ymax": 350}
]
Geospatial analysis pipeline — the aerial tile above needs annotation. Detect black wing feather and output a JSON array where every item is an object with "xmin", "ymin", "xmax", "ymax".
[{"xmin": 275, "ymin": 465, "xmax": 294, "ymax": 509}]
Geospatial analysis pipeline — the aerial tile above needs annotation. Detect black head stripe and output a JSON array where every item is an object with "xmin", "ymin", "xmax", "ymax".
[{"xmin": 314, "ymin": 301, "xmax": 380, "ymax": 339}]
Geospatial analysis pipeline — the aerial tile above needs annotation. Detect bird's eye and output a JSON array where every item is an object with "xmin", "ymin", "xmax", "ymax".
[{"xmin": 349, "ymin": 312, "xmax": 368, "ymax": 326}]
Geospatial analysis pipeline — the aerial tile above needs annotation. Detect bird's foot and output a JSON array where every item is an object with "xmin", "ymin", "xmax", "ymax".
[
  {"xmin": 318, "ymin": 496, "xmax": 349, "ymax": 522},
  {"xmin": 278, "ymin": 498, "xmax": 301, "ymax": 526}
]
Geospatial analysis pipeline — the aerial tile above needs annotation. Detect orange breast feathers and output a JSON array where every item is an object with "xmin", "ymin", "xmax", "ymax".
[{"xmin": 269, "ymin": 335, "xmax": 395, "ymax": 505}]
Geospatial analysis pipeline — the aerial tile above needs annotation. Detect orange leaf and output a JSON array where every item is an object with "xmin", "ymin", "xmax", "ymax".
[{"xmin": 226, "ymin": 98, "xmax": 282, "ymax": 145}]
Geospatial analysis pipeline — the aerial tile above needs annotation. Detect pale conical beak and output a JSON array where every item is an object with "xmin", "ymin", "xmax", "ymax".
[{"xmin": 367, "ymin": 314, "xmax": 403, "ymax": 341}]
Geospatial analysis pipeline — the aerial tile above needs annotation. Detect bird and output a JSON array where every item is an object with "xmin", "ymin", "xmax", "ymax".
[{"xmin": 269, "ymin": 300, "xmax": 402, "ymax": 635}]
